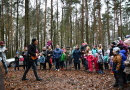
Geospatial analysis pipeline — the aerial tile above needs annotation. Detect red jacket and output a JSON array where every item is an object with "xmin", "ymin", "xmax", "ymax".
[{"xmin": 86, "ymin": 54, "xmax": 94, "ymax": 61}]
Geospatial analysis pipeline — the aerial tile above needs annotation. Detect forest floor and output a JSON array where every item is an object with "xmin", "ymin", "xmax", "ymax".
[{"xmin": 2, "ymin": 63, "xmax": 130, "ymax": 90}]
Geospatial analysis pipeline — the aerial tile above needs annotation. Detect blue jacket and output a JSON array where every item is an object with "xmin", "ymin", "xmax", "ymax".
[
  {"xmin": 73, "ymin": 49, "xmax": 81, "ymax": 63},
  {"xmin": 120, "ymin": 50, "xmax": 127, "ymax": 69},
  {"xmin": 53, "ymin": 48, "xmax": 62, "ymax": 59},
  {"xmin": 92, "ymin": 48, "xmax": 98, "ymax": 57},
  {"xmin": 39, "ymin": 56, "xmax": 45, "ymax": 63}
]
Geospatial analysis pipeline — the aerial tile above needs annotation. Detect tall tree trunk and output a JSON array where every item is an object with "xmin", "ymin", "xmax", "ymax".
[
  {"xmin": 36, "ymin": 0, "xmax": 39, "ymax": 50},
  {"xmin": 85, "ymin": 0, "xmax": 88, "ymax": 44},
  {"xmin": 1, "ymin": 0, "xmax": 4, "ymax": 41},
  {"xmin": 114, "ymin": 0, "xmax": 116, "ymax": 39},
  {"xmin": 51, "ymin": 0, "xmax": 53, "ymax": 41},
  {"xmin": 61, "ymin": 8, "xmax": 63, "ymax": 48},
  {"xmin": 70, "ymin": 1, "xmax": 72, "ymax": 47},
  {"xmin": 81, "ymin": 0, "xmax": 84, "ymax": 43},
  {"xmin": 75, "ymin": 5, "xmax": 78, "ymax": 44},
  {"xmin": 57, "ymin": 0, "xmax": 58, "ymax": 45},
  {"xmin": 120, "ymin": 0, "xmax": 122, "ymax": 38},
  {"xmin": 107, "ymin": 0, "xmax": 110, "ymax": 45},
  {"xmin": 44, "ymin": 0, "xmax": 47, "ymax": 46},
  {"xmin": 16, "ymin": 0, "xmax": 19, "ymax": 51},
  {"xmin": 98, "ymin": 0, "xmax": 102, "ymax": 44}
]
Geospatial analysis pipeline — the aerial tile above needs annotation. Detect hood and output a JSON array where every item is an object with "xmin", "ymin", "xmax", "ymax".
[{"xmin": 120, "ymin": 50, "xmax": 126, "ymax": 55}]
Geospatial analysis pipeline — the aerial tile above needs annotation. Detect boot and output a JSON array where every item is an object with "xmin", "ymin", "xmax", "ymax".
[
  {"xmin": 98, "ymin": 70, "xmax": 100, "ymax": 73},
  {"xmin": 101, "ymin": 70, "xmax": 103, "ymax": 74},
  {"xmin": 22, "ymin": 77, "xmax": 29, "ymax": 80},
  {"xmin": 112, "ymin": 83, "xmax": 118, "ymax": 87},
  {"xmin": 37, "ymin": 77, "xmax": 42, "ymax": 81}
]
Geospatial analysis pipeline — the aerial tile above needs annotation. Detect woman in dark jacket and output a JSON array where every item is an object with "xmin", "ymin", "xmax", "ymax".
[
  {"xmin": 46, "ymin": 46, "xmax": 53, "ymax": 69},
  {"xmin": 73, "ymin": 45, "xmax": 81, "ymax": 70},
  {"xmin": 22, "ymin": 47, "xmax": 28, "ymax": 70}
]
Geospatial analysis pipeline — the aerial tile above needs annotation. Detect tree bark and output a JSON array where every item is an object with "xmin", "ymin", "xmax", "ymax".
[
  {"xmin": 44, "ymin": 0, "xmax": 47, "ymax": 46},
  {"xmin": 81, "ymin": 0, "xmax": 84, "ymax": 43}
]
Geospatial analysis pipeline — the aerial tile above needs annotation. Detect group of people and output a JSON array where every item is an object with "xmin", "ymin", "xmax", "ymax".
[{"xmin": 0, "ymin": 35, "xmax": 130, "ymax": 89}]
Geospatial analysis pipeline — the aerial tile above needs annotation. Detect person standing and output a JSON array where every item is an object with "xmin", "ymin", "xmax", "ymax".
[
  {"xmin": 60, "ymin": 50, "xmax": 65, "ymax": 70},
  {"xmin": 22, "ymin": 38, "xmax": 42, "ymax": 81},
  {"xmin": 92, "ymin": 45, "xmax": 98, "ymax": 57},
  {"xmin": 22, "ymin": 47, "xmax": 28, "ymax": 70},
  {"xmin": 0, "ymin": 41, "xmax": 8, "ymax": 74},
  {"xmin": 46, "ymin": 46, "xmax": 53, "ymax": 69},
  {"xmin": 94, "ymin": 53, "xmax": 99, "ymax": 72},
  {"xmin": 65, "ymin": 46, "xmax": 72, "ymax": 70},
  {"xmin": 14, "ymin": 52, "xmax": 20, "ymax": 71},
  {"xmin": 39, "ymin": 53, "xmax": 45, "ymax": 70},
  {"xmin": 73, "ymin": 45, "xmax": 81, "ymax": 70},
  {"xmin": 97, "ymin": 44, "xmax": 104, "ymax": 56},
  {"xmin": 109, "ymin": 42, "xmax": 116, "ymax": 57},
  {"xmin": 112, "ymin": 47, "xmax": 123, "ymax": 89},
  {"xmin": 103, "ymin": 52, "xmax": 109, "ymax": 70},
  {"xmin": 97, "ymin": 50, "xmax": 104, "ymax": 74},
  {"xmin": 53, "ymin": 45, "xmax": 62, "ymax": 71}
]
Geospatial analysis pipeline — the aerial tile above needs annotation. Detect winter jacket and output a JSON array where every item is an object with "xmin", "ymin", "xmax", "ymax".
[
  {"xmin": 92, "ymin": 48, "xmax": 98, "ymax": 57},
  {"xmin": 103, "ymin": 55, "xmax": 109, "ymax": 62},
  {"xmin": 97, "ymin": 47, "xmax": 104, "ymax": 56},
  {"xmin": 119, "ymin": 50, "xmax": 127, "ymax": 69},
  {"xmin": 73, "ymin": 49, "xmax": 81, "ymax": 63},
  {"xmin": 112, "ymin": 54, "xmax": 122, "ymax": 72},
  {"xmin": 118, "ymin": 40, "xmax": 128, "ymax": 57},
  {"xmin": 65, "ymin": 49, "xmax": 71, "ymax": 61},
  {"xmin": 42, "ymin": 50, "xmax": 47, "ymax": 60},
  {"xmin": 39, "ymin": 56, "xmax": 45, "ymax": 63},
  {"xmin": 86, "ymin": 54, "xmax": 94, "ymax": 61},
  {"xmin": 61, "ymin": 53, "xmax": 65, "ymax": 61},
  {"xmin": 0, "ymin": 46, "xmax": 7, "ymax": 62},
  {"xmin": 47, "ymin": 50, "xmax": 53, "ymax": 62},
  {"xmin": 53, "ymin": 48, "xmax": 62, "ymax": 59},
  {"xmin": 109, "ymin": 46, "xmax": 115, "ymax": 57},
  {"xmin": 22, "ymin": 51, "xmax": 28, "ymax": 60},
  {"xmin": 124, "ymin": 53, "xmax": 130, "ymax": 74},
  {"xmin": 97, "ymin": 50, "xmax": 104, "ymax": 63},
  {"xmin": 71, "ymin": 49, "xmax": 75, "ymax": 59},
  {"xmin": 14, "ymin": 55, "xmax": 20, "ymax": 62}
]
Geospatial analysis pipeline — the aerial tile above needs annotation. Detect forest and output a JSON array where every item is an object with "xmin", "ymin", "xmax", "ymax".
[{"xmin": 0, "ymin": 0, "xmax": 130, "ymax": 58}]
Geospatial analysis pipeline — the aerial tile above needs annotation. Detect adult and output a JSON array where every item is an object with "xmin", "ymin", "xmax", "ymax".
[
  {"xmin": 65, "ymin": 46, "xmax": 72, "ymax": 70},
  {"xmin": 92, "ymin": 45, "xmax": 98, "ymax": 57},
  {"xmin": 46, "ymin": 46, "xmax": 53, "ymax": 69},
  {"xmin": 109, "ymin": 42, "xmax": 116, "ymax": 57},
  {"xmin": 97, "ymin": 44, "xmax": 104, "ymax": 56},
  {"xmin": 73, "ymin": 45, "xmax": 81, "ymax": 70},
  {"xmin": 53, "ymin": 45, "xmax": 62, "ymax": 71},
  {"xmin": 22, "ymin": 38, "xmax": 42, "ymax": 81},
  {"xmin": 0, "ymin": 41, "xmax": 8, "ymax": 74},
  {"xmin": 42, "ymin": 47, "xmax": 47, "ymax": 70},
  {"xmin": 84, "ymin": 42, "xmax": 91, "ymax": 56},
  {"xmin": 22, "ymin": 47, "xmax": 28, "ymax": 70}
]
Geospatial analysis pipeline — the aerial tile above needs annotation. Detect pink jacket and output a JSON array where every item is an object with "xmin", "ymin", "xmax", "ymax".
[{"xmin": 86, "ymin": 54, "xmax": 94, "ymax": 61}]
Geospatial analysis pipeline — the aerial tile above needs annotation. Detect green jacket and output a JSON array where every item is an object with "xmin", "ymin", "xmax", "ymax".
[
  {"xmin": 103, "ymin": 55, "xmax": 109, "ymax": 62},
  {"xmin": 61, "ymin": 53, "xmax": 65, "ymax": 61}
]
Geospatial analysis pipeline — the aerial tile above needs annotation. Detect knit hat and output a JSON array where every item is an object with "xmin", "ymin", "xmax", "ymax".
[
  {"xmin": 67, "ymin": 46, "xmax": 70, "ymax": 48},
  {"xmin": 126, "ymin": 35, "xmax": 130, "ymax": 38},
  {"xmin": 32, "ymin": 38, "xmax": 37, "ymax": 43},
  {"xmin": 0, "ymin": 41, "xmax": 4, "ymax": 44},
  {"xmin": 124, "ymin": 38, "xmax": 130, "ymax": 45},
  {"xmin": 112, "ymin": 42, "xmax": 116, "ymax": 45},
  {"xmin": 88, "ymin": 51, "xmax": 92, "ymax": 54},
  {"xmin": 95, "ymin": 53, "xmax": 98, "ymax": 56},
  {"xmin": 82, "ymin": 43, "xmax": 85, "ymax": 46},
  {"xmin": 113, "ymin": 47, "xmax": 120, "ymax": 54}
]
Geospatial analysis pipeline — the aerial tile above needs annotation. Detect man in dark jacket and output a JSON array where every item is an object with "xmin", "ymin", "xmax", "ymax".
[
  {"xmin": 22, "ymin": 38, "xmax": 42, "ymax": 81},
  {"xmin": 109, "ymin": 42, "xmax": 116, "ymax": 57}
]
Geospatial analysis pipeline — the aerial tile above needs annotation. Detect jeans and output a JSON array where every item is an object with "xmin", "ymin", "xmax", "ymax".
[
  {"xmin": 66, "ymin": 60, "xmax": 72, "ymax": 70},
  {"xmin": 35, "ymin": 58, "xmax": 38, "ymax": 66},
  {"xmin": 74, "ymin": 62, "xmax": 80, "ymax": 70},
  {"xmin": 55, "ymin": 59, "xmax": 60, "ymax": 69},
  {"xmin": 14, "ymin": 61, "xmax": 19, "ymax": 71},
  {"xmin": 22, "ymin": 60, "xmax": 39, "ymax": 79},
  {"xmin": 2, "ymin": 60, "xmax": 8, "ymax": 73},
  {"xmin": 23, "ymin": 58, "xmax": 28, "ymax": 70}
]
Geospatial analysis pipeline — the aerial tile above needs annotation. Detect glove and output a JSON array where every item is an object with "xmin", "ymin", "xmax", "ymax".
[{"xmin": 115, "ymin": 70, "xmax": 118, "ymax": 73}]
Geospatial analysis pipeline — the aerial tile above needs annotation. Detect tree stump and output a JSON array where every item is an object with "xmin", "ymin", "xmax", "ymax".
[{"xmin": 0, "ymin": 67, "xmax": 5, "ymax": 90}]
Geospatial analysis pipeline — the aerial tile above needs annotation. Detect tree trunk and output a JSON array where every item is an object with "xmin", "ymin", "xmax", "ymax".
[
  {"xmin": 107, "ymin": 0, "xmax": 110, "ymax": 45},
  {"xmin": 81, "ymin": 0, "xmax": 84, "ymax": 43},
  {"xmin": 16, "ymin": 0, "xmax": 19, "ymax": 51},
  {"xmin": 1, "ymin": 0, "xmax": 4, "ymax": 41},
  {"xmin": 44, "ymin": 0, "xmax": 47, "ymax": 46},
  {"xmin": 120, "ymin": 0, "xmax": 122, "ymax": 38},
  {"xmin": 85, "ymin": 0, "xmax": 88, "ymax": 44},
  {"xmin": 51, "ymin": 0, "xmax": 53, "ymax": 42},
  {"xmin": 36, "ymin": 0, "xmax": 39, "ymax": 50}
]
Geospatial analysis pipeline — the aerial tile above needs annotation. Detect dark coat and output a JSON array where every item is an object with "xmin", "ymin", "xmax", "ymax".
[
  {"xmin": 109, "ymin": 46, "xmax": 115, "ymax": 57},
  {"xmin": 47, "ymin": 50, "xmax": 53, "ymax": 62},
  {"xmin": 28, "ymin": 43, "xmax": 36, "ymax": 61},
  {"xmin": 73, "ymin": 49, "xmax": 81, "ymax": 63},
  {"xmin": 42, "ymin": 50, "xmax": 47, "ymax": 60}
]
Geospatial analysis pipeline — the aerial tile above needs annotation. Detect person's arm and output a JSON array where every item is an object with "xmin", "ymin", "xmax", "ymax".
[
  {"xmin": 116, "ymin": 55, "xmax": 122, "ymax": 71},
  {"xmin": 28, "ymin": 45, "xmax": 36, "ymax": 56}
]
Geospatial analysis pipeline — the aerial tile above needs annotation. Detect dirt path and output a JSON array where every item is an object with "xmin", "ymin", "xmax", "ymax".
[{"xmin": 2, "ymin": 65, "xmax": 130, "ymax": 90}]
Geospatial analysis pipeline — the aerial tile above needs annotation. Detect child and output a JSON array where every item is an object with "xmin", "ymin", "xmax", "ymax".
[
  {"xmin": 61, "ymin": 50, "xmax": 65, "ymax": 70},
  {"xmin": 112, "ymin": 47, "xmax": 123, "ymax": 89},
  {"xmin": 97, "ymin": 50, "xmax": 104, "ymax": 74},
  {"xmin": 104, "ymin": 52, "xmax": 109, "ymax": 70},
  {"xmin": 86, "ymin": 51, "xmax": 94, "ymax": 73},
  {"xmin": 39, "ymin": 53, "xmax": 45, "ymax": 70},
  {"xmin": 14, "ymin": 51, "xmax": 20, "ymax": 71},
  {"xmin": 94, "ymin": 53, "xmax": 99, "ymax": 72},
  {"xmin": 110, "ymin": 56, "xmax": 114, "ymax": 74}
]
